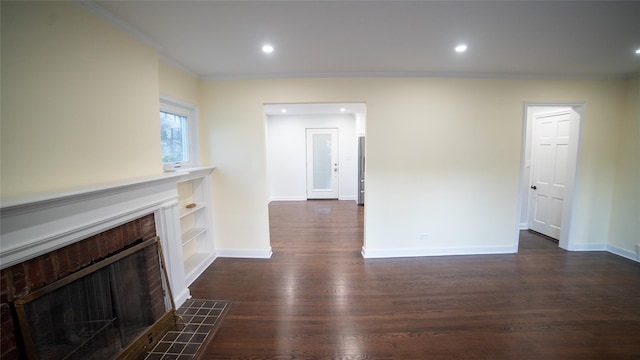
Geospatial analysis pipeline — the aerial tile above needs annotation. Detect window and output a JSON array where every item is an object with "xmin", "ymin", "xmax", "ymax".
[
  {"xmin": 160, "ymin": 95, "xmax": 198, "ymax": 170},
  {"xmin": 160, "ymin": 111, "xmax": 188, "ymax": 163}
]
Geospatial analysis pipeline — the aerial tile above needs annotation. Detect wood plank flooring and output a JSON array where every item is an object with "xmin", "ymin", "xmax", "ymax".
[{"xmin": 190, "ymin": 200, "xmax": 640, "ymax": 359}]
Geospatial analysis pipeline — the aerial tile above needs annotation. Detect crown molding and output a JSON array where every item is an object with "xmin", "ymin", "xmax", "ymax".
[
  {"xmin": 75, "ymin": 1, "xmax": 163, "ymax": 51},
  {"xmin": 75, "ymin": 1, "xmax": 633, "ymax": 83},
  {"xmin": 76, "ymin": 1, "xmax": 203, "ymax": 78},
  {"xmin": 159, "ymin": 54, "xmax": 201, "ymax": 79},
  {"xmin": 203, "ymin": 70, "xmax": 630, "ymax": 82}
]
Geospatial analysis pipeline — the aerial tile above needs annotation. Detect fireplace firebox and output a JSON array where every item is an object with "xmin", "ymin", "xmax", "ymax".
[{"xmin": 13, "ymin": 237, "xmax": 176, "ymax": 360}]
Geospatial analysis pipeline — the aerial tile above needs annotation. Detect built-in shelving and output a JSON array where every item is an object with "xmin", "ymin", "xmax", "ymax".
[{"xmin": 176, "ymin": 167, "xmax": 216, "ymax": 285}]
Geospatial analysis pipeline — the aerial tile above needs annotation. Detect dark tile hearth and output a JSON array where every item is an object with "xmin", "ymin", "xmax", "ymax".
[{"xmin": 144, "ymin": 299, "xmax": 230, "ymax": 360}]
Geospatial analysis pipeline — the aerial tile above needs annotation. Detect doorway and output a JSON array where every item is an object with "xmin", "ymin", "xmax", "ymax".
[
  {"xmin": 264, "ymin": 103, "xmax": 367, "ymax": 256},
  {"xmin": 263, "ymin": 103, "xmax": 366, "ymax": 202},
  {"xmin": 518, "ymin": 103, "xmax": 584, "ymax": 250}
]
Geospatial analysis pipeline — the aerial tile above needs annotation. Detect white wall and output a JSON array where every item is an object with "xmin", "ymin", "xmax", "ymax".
[{"xmin": 266, "ymin": 114, "xmax": 357, "ymax": 201}]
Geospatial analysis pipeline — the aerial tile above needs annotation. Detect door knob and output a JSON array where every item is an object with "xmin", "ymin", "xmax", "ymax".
[{"xmin": 530, "ymin": 185, "xmax": 537, "ymax": 190}]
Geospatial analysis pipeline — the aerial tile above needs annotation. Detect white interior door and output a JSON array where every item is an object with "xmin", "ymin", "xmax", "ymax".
[
  {"xmin": 528, "ymin": 109, "xmax": 578, "ymax": 239},
  {"xmin": 306, "ymin": 128, "xmax": 339, "ymax": 199}
]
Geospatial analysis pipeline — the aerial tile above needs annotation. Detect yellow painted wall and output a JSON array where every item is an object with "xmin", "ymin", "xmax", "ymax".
[
  {"xmin": 1, "ymin": 1, "xmax": 632, "ymax": 256},
  {"xmin": 159, "ymin": 61, "xmax": 200, "ymax": 104},
  {"xmin": 1, "ymin": 1, "xmax": 161, "ymax": 201},
  {"xmin": 608, "ymin": 75, "xmax": 640, "ymax": 253},
  {"xmin": 202, "ymin": 77, "xmax": 626, "ymax": 254}
]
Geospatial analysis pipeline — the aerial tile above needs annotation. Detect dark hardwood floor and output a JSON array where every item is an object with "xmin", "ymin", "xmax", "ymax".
[{"xmin": 190, "ymin": 200, "xmax": 640, "ymax": 359}]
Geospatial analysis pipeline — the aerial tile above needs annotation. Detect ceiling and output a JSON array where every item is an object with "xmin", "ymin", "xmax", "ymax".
[{"xmin": 88, "ymin": 1, "xmax": 640, "ymax": 80}]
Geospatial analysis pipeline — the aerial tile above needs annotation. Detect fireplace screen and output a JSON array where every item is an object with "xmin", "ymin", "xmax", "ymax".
[{"xmin": 14, "ymin": 238, "xmax": 173, "ymax": 360}]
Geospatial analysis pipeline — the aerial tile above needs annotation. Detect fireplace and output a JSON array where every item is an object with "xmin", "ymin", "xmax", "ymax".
[
  {"xmin": 1, "ymin": 173, "xmax": 198, "ymax": 359},
  {"xmin": 14, "ymin": 237, "xmax": 174, "ymax": 360}
]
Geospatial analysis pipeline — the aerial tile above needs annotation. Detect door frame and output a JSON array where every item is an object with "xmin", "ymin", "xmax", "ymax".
[{"xmin": 515, "ymin": 102, "xmax": 585, "ymax": 251}]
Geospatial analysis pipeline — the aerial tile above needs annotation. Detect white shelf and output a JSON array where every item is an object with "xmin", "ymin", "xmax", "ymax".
[
  {"xmin": 181, "ymin": 227, "xmax": 206, "ymax": 246},
  {"xmin": 179, "ymin": 204, "xmax": 206, "ymax": 218},
  {"xmin": 176, "ymin": 168, "xmax": 215, "ymax": 286}
]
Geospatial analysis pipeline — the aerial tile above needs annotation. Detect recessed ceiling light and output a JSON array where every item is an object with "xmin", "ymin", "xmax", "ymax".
[
  {"xmin": 262, "ymin": 44, "xmax": 274, "ymax": 54},
  {"xmin": 455, "ymin": 44, "xmax": 468, "ymax": 53},
  {"xmin": 635, "ymin": 48, "xmax": 640, "ymax": 55},
  {"xmin": 340, "ymin": 108, "xmax": 346, "ymax": 112},
  {"xmin": 281, "ymin": 109, "xmax": 287, "ymax": 113}
]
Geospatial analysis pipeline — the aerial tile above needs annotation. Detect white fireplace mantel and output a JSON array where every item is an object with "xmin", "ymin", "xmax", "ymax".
[{"xmin": 0, "ymin": 168, "xmax": 215, "ymax": 307}]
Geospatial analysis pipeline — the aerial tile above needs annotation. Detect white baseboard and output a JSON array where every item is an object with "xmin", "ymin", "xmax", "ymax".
[
  {"xmin": 217, "ymin": 248, "xmax": 273, "ymax": 259},
  {"xmin": 270, "ymin": 196, "xmax": 358, "ymax": 202},
  {"xmin": 565, "ymin": 243, "xmax": 607, "ymax": 251},
  {"xmin": 184, "ymin": 253, "xmax": 216, "ymax": 286},
  {"xmin": 361, "ymin": 245, "xmax": 516, "ymax": 259},
  {"xmin": 607, "ymin": 244, "xmax": 640, "ymax": 263},
  {"xmin": 173, "ymin": 287, "xmax": 191, "ymax": 309},
  {"xmin": 519, "ymin": 223, "xmax": 529, "ymax": 230},
  {"xmin": 568, "ymin": 243, "xmax": 639, "ymax": 263},
  {"xmin": 270, "ymin": 196, "xmax": 307, "ymax": 202}
]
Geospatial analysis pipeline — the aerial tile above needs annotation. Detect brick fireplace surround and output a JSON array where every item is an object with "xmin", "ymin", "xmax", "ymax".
[
  {"xmin": 1, "ymin": 214, "xmax": 158, "ymax": 359},
  {"xmin": 0, "ymin": 173, "xmax": 198, "ymax": 359}
]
